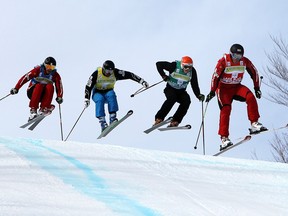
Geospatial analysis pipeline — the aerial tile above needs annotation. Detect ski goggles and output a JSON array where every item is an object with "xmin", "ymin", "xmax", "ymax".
[
  {"xmin": 182, "ymin": 64, "xmax": 193, "ymax": 70},
  {"xmin": 231, "ymin": 53, "xmax": 243, "ymax": 60},
  {"xmin": 44, "ymin": 63, "xmax": 56, "ymax": 70},
  {"xmin": 104, "ymin": 68, "xmax": 114, "ymax": 75}
]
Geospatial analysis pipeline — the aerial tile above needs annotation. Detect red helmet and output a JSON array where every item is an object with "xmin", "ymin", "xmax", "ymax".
[{"xmin": 181, "ymin": 56, "xmax": 193, "ymax": 69}]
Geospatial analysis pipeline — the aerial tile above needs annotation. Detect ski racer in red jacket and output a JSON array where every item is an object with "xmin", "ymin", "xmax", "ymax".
[
  {"xmin": 10, "ymin": 57, "xmax": 63, "ymax": 121},
  {"xmin": 206, "ymin": 44, "xmax": 267, "ymax": 151}
]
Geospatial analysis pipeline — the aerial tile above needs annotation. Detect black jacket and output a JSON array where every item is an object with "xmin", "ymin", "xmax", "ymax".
[{"xmin": 156, "ymin": 61, "xmax": 201, "ymax": 98}]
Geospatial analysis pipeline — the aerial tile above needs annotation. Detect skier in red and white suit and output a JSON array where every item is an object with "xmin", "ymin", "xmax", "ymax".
[
  {"xmin": 10, "ymin": 57, "xmax": 63, "ymax": 121},
  {"xmin": 206, "ymin": 44, "xmax": 267, "ymax": 151}
]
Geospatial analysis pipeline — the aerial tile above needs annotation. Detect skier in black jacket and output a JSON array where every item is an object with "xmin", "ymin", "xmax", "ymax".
[{"xmin": 154, "ymin": 56, "xmax": 204, "ymax": 127}]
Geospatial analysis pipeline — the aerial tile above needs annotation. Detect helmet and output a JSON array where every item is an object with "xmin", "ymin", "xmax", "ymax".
[
  {"xmin": 230, "ymin": 44, "xmax": 244, "ymax": 55},
  {"xmin": 44, "ymin": 56, "xmax": 56, "ymax": 66},
  {"xmin": 181, "ymin": 56, "xmax": 193, "ymax": 70},
  {"xmin": 103, "ymin": 60, "xmax": 115, "ymax": 70},
  {"xmin": 181, "ymin": 56, "xmax": 193, "ymax": 65}
]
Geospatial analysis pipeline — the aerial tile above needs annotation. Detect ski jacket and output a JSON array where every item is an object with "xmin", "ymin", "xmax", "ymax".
[
  {"xmin": 94, "ymin": 67, "xmax": 116, "ymax": 90},
  {"xmin": 14, "ymin": 65, "xmax": 63, "ymax": 98},
  {"xmin": 85, "ymin": 67, "xmax": 144, "ymax": 99},
  {"xmin": 210, "ymin": 54, "xmax": 260, "ymax": 91},
  {"xmin": 166, "ymin": 60, "xmax": 192, "ymax": 89},
  {"xmin": 156, "ymin": 61, "xmax": 201, "ymax": 97}
]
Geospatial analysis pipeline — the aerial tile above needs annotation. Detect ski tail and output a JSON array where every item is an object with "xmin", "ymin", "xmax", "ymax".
[
  {"xmin": 20, "ymin": 115, "xmax": 44, "ymax": 128},
  {"xmin": 20, "ymin": 112, "xmax": 52, "ymax": 130},
  {"xmin": 28, "ymin": 115, "xmax": 46, "ymax": 130}
]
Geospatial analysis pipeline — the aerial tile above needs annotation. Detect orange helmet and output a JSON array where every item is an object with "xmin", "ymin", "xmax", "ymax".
[{"xmin": 181, "ymin": 56, "xmax": 193, "ymax": 70}]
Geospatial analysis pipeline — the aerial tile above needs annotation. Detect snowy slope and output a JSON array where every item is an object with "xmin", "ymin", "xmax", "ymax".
[{"xmin": 0, "ymin": 136, "xmax": 288, "ymax": 216}]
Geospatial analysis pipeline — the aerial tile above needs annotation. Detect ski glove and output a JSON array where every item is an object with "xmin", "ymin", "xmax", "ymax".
[
  {"xmin": 56, "ymin": 97, "xmax": 63, "ymax": 104},
  {"xmin": 197, "ymin": 94, "xmax": 205, "ymax": 102},
  {"xmin": 254, "ymin": 87, "xmax": 262, "ymax": 99},
  {"xmin": 162, "ymin": 75, "xmax": 169, "ymax": 82},
  {"xmin": 205, "ymin": 91, "xmax": 215, "ymax": 102},
  {"xmin": 10, "ymin": 88, "xmax": 18, "ymax": 95},
  {"xmin": 84, "ymin": 99, "xmax": 90, "ymax": 108},
  {"xmin": 141, "ymin": 80, "xmax": 149, "ymax": 88}
]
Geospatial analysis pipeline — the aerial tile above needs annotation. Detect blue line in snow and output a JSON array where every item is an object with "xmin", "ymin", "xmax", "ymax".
[{"xmin": 0, "ymin": 137, "xmax": 161, "ymax": 216}]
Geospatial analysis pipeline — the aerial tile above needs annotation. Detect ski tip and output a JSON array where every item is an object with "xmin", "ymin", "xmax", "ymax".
[
  {"xmin": 185, "ymin": 125, "xmax": 192, "ymax": 129},
  {"xmin": 245, "ymin": 135, "xmax": 252, "ymax": 140},
  {"xmin": 128, "ymin": 110, "xmax": 133, "ymax": 115}
]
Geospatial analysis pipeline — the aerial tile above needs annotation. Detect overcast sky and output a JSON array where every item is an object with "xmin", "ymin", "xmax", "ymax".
[{"xmin": 1, "ymin": 0, "xmax": 288, "ymax": 161}]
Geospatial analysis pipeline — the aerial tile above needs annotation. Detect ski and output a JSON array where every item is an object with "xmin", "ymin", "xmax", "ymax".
[
  {"xmin": 158, "ymin": 124, "xmax": 191, "ymax": 132},
  {"xmin": 143, "ymin": 117, "xmax": 173, "ymax": 134},
  {"xmin": 236, "ymin": 123, "xmax": 288, "ymax": 141},
  {"xmin": 213, "ymin": 124, "xmax": 288, "ymax": 156},
  {"xmin": 20, "ymin": 112, "xmax": 52, "ymax": 130},
  {"xmin": 20, "ymin": 114, "xmax": 45, "ymax": 128},
  {"xmin": 28, "ymin": 115, "xmax": 47, "ymax": 131},
  {"xmin": 214, "ymin": 135, "xmax": 252, "ymax": 156},
  {"xmin": 97, "ymin": 110, "xmax": 133, "ymax": 139},
  {"xmin": 250, "ymin": 123, "xmax": 288, "ymax": 135}
]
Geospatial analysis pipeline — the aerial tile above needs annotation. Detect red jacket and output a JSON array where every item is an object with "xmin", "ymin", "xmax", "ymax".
[
  {"xmin": 210, "ymin": 54, "xmax": 260, "ymax": 91},
  {"xmin": 15, "ymin": 65, "xmax": 63, "ymax": 98}
]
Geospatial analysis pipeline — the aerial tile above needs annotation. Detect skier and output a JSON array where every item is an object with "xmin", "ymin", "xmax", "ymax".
[
  {"xmin": 154, "ymin": 56, "xmax": 205, "ymax": 127},
  {"xmin": 205, "ymin": 44, "xmax": 267, "ymax": 151},
  {"xmin": 10, "ymin": 57, "xmax": 63, "ymax": 121},
  {"xmin": 84, "ymin": 60, "xmax": 149, "ymax": 131}
]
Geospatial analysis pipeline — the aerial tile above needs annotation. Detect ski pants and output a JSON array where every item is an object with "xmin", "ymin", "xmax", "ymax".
[
  {"xmin": 216, "ymin": 84, "xmax": 260, "ymax": 137},
  {"xmin": 155, "ymin": 85, "xmax": 191, "ymax": 123},
  {"xmin": 27, "ymin": 83, "xmax": 54, "ymax": 110},
  {"xmin": 92, "ymin": 89, "xmax": 118, "ymax": 118}
]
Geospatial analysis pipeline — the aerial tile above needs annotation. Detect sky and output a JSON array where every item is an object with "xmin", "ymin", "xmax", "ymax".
[
  {"xmin": 1, "ymin": 0, "xmax": 288, "ymax": 161},
  {"xmin": 1, "ymin": 136, "xmax": 288, "ymax": 216}
]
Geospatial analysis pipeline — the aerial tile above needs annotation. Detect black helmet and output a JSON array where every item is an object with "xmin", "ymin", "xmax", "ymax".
[
  {"xmin": 44, "ymin": 56, "xmax": 56, "ymax": 66},
  {"xmin": 103, "ymin": 60, "xmax": 115, "ymax": 70},
  {"xmin": 230, "ymin": 44, "xmax": 244, "ymax": 55}
]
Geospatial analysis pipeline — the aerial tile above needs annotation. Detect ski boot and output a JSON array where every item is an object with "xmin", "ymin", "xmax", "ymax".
[
  {"xmin": 98, "ymin": 116, "xmax": 108, "ymax": 132},
  {"xmin": 220, "ymin": 137, "xmax": 233, "ymax": 151},
  {"xmin": 168, "ymin": 120, "xmax": 179, "ymax": 127},
  {"xmin": 249, "ymin": 122, "xmax": 268, "ymax": 135},
  {"xmin": 39, "ymin": 104, "xmax": 55, "ymax": 115},
  {"xmin": 28, "ymin": 108, "xmax": 38, "ymax": 122},
  {"xmin": 153, "ymin": 118, "xmax": 163, "ymax": 126},
  {"xmin": 109, "ymin": 113, "xmax": 118, "ymax": 124}
]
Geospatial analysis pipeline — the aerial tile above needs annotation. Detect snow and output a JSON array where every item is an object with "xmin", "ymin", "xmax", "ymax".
[{"xmin": 1, "ymin": 136, "xmax": 288, "ymax": 216}]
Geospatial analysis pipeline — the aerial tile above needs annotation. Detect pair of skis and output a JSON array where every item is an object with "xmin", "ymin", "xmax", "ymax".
[
  {"xmin": 20, "ymin": 113, "xmax": 51, "ymax": 131},
  {"xmin": 214, "ymin": 124, "xmax": 288, "ymax": 156},
  {"xmin": 98, "ymin": 113, "xmax": 191, "ymax": 139},
  {"xmin": 144, "ymin": 117, "xmax": 191, "ymax": 134}
]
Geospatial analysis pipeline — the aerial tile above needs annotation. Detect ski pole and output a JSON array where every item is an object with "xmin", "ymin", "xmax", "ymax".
[
  {"xmin": 201, "ymin": 101, "xmax": 206, "ymax": 155},
  {"xmin": 194, "ymin": 102, "xmax": 209, "ymax": 150},
  {"xmin": 259, "ymin": 75, "xmax": 263, "ymax": 87},
  {"xmin": 0, "ymin": 93, "xmax": 11, "ymax": 101},
  {"xmin": 58, "ymin": 104, "xmax": 64, "ymax": 141},
  {"xmin": 64, "ymin": 107, "xmax": 86, "ymax": 141},
  {"xmin": 130, "ymin": 80, "xmax": 164, "ymax": 97}
]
